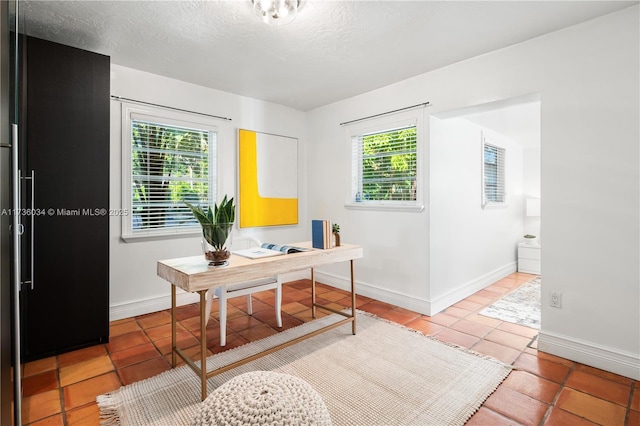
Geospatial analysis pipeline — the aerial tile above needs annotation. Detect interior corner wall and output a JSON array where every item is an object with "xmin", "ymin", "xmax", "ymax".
[
  {"xmin": 429, "ymin": 117, "xmax": 523, "ymax": 313},
  {"xmin": 306, "ymin": 6, "xmax": 639, "ymax": 378},
  {"xmin": 109, "ymin": 65, "xmax": 309, "ymax": 321},
  {"xmin": 523, "ymin": 146, "xmax": 541, "ymax": 239}
]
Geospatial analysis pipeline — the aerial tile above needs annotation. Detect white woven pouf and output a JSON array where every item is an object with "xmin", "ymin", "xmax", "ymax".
[{"xmin": 192, "ymin": 371, "xmax": 332, "ymax": 426}]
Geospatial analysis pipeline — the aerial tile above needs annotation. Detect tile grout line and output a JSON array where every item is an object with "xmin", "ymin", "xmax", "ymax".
[
  {"xmin": 56, "ymin": 353, "xmax": 67, "ymax": 426},
  {"xmin": 540, "ymin": 362, "xmax": 576, "ymax": 425},
  {"xmin": 460, "ymin": 278, "xmax": 547, "ymax": 425},
  {"xmin": 623, "ymin": 379, "xmax": 636, "ymax": 426}
]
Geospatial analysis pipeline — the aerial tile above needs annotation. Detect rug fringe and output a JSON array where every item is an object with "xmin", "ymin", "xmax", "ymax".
[
  {"xmin": 460, "ymin": 367, "xmax": 512, "ymax": 424},
  {"xmin": 97, "ymin": 393, "xmax": 121, "ymax": 426}
]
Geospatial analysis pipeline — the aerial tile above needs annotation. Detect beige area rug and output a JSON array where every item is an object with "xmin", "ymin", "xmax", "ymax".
[{"xmin": 98, "ymin": 311, "xmax": 511, "ymax": 426}]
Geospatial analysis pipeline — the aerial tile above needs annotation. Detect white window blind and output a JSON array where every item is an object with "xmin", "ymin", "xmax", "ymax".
[
  {"xmin": 351, "ymin": 125, "xmax": 417, "ymax": 203},
  {"xmin": 483, "ymin": 140, "xmax": 505, "ymax": 206},
  {"xmin": 121, "ymin": 105, "xmax": 218, "ymax": 239}
]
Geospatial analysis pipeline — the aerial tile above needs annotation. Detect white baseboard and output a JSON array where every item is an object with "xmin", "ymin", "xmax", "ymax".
[
  {"xmin": 109, "ymin": 291, "xmax": 199, "ymax": 321},
  {"xmin": 109, "ymin": 270, "xmax": 310, "ymax": 321},
  {"xmin": 538, "ymin": 331, "xmax": 640, "ymax": 380},
  {"xmin": 428, "ymin": 262, "xmax": 517, "ymax": 315},
  {"xmin": 315, "ymin": 262, "xmax": 516, "ymax": 316},
  {"xmin": 313, "ymin": 270, "xmax": 432, "ymax": 315}
]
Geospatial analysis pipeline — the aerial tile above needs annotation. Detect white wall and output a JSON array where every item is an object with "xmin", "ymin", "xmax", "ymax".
[
  {"xmin": 305, "ymin": 104, "xmax": 431, "ymax": 314},
  {"xmin": 523, "ymin": 146, "xmax": 541, "ymax": 239},
  {"xmin": 429, "ymin": 118, "xmax": 523, "ymax": 312},
  {"xmin": 109, "ymin": 65, "xmax": 309, "ymax": 320},
  {"xmin": 306, "ymin": 6, "xmax": 639, "ymax": 378}
]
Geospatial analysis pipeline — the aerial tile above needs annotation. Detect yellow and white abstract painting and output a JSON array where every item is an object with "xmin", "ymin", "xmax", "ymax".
[{"xmin": 238, "ymin": 129, "xmax": 298, "ymax": 227}]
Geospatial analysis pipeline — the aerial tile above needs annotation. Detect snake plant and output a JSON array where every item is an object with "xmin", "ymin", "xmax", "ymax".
[{"xmin": 185, "ymin": 195, "xmax": 235, "ymax": 251}]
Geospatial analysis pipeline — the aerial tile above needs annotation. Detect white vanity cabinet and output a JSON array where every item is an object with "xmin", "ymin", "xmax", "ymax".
[{"xmin": 518, "ymin": 243, "xmax": 541, "ymax": 275}]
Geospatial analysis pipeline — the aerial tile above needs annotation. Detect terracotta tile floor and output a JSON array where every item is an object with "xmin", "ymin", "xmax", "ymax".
[{"xmin": 19, "ymin": 272, "xmax": 639, "ymax": 425}]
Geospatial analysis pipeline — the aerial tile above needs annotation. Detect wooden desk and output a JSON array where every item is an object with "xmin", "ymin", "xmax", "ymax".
[{"xmin": 157, "ymin": 242, "xmax": 363, "ymax": 400}]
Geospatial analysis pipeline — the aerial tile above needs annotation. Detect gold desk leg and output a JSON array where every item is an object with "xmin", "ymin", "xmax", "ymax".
[
  {"xmin": 171, "ymin": 285, "xmax": 177, "ymax": 368},
  {"xmin": 350, "ymin": 259, "xmax": 357, "ymax": 335},
  {"xmin": 199, "ymin": 290, "xmax": 208, "ymax": 401},
  {"xmin": 311, "ymin": 267, "xmax": 316, "ymax": 318}
]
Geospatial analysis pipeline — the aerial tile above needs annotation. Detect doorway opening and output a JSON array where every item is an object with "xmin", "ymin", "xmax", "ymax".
[{"xmin": 429, "ymin": 94, "xmax": 541, "ymax": 328}]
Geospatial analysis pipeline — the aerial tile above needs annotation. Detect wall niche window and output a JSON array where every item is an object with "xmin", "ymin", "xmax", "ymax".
[{"xmin": 482, "ymin": 136, "xmax": 506, "ymax": 207}]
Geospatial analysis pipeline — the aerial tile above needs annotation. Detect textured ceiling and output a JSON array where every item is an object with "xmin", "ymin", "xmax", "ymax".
[{"xmin": 19, "ymin": 0, "xmax": 637, "ymax": 111}]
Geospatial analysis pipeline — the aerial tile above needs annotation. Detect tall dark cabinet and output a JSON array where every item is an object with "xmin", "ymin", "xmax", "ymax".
[
  {"xmin": 1, "ymin": 2, "xmax": 15, "ymax": 423},
  {"xmin": 20, "ymin": 36, "xmax": 110, "ymax": 361}
]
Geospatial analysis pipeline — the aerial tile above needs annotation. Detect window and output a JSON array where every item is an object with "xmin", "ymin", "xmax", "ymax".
[
  {"xmin": 122, "ymin": 104, "xmax": 217, "ymax": 240},
  {"xmin": 350, "ymin": 114, "xmax": 421, "ymax": 209},
  {"xmin": 482, "ymin": 138, "xmax": 505, "ymax": 207}
]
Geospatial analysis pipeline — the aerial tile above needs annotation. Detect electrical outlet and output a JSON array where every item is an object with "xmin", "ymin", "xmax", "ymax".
[{"xmin": 550, "ymin": 292, "xmax": 562, "ymax": 309}]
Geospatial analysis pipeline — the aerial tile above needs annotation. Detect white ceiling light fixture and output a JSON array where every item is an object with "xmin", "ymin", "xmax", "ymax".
[{"xmin": 252, "ymin": 0, "xmax": 300, "ymax": 26}]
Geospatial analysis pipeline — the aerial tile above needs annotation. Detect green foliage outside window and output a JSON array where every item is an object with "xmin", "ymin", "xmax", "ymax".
[
  {"xmin": 132, "ymin": 121, "xmax": 210, "ymax": 230},
  {"xmin": 361, "ymin": 127, "xmax": 417, "ymax": 201}
]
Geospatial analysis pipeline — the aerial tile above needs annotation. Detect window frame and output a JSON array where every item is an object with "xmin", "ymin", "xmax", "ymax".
[
  {"xmin": 481, "ymin": 134, "xmax": 506, "ymax": 209},
  {"xmin": 120, "ymin": 103, "xmax": 219, "ymax": 241},
  {"xmin": 345, "ymin": 110, "xmax": 424, "ymax": 212}
]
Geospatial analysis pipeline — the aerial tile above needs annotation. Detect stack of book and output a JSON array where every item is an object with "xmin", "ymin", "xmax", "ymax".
[{"xmin": 312, "ymin": 219, "xmax": 332, "ymax": 249}]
